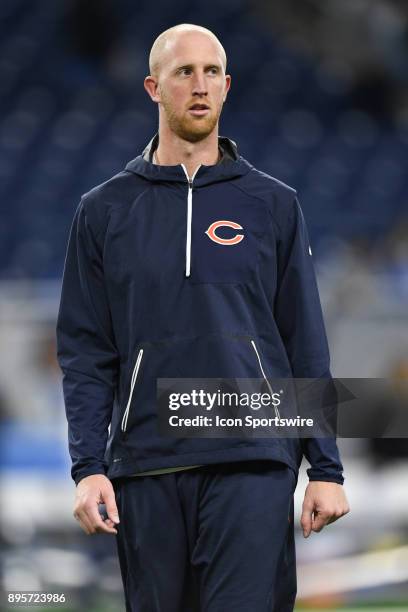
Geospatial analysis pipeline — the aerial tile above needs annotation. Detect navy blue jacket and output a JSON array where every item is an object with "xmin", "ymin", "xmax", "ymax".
[{"xmin": 56, "ymin": 134, "xmax": 344, "ymax": 486}]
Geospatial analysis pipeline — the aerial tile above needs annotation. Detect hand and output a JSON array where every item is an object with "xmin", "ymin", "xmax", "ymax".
[
  {"xmin": 301, "ymin": 481, "xmax": 350, "ymax": 538},
  {"xmin": 73, "ymin": 474, "xmax": 120, "ymax": 535}
]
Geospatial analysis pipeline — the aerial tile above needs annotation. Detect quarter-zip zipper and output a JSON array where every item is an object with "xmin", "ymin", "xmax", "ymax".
[
  {"xmin": 121, "ymin": 348, "xmax": 144, "ymax": 432},
  {"xmin": 250, "ymin": 339, "xmax": 281, "ymax": 420},
  {"xmin": 180, "ymin": 163, "xmax": 201, "ymax": 277}
]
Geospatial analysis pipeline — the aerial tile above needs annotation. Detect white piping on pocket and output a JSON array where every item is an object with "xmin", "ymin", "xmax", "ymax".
[
  {"xmin": 250, "ymin": 339, "xmax": 281, "ymax": 420},
  {"xmin": 121, "ymin": 348, "xmax": 144, "ymax": 432}
]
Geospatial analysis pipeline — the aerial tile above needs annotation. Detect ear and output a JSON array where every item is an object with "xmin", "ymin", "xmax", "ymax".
[
  {"xmin": 144, "ymin": 76, "xmax": 161, "ymax": 103},
  {"xmin": 223, "ymin": 74, "xmax": 232, "ymax": 102}
]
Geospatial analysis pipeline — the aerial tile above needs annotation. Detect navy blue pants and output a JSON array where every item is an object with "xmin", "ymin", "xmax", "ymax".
[{"xmin": 113, "ymin": 461, "xmax": 297, "ymax": 611}]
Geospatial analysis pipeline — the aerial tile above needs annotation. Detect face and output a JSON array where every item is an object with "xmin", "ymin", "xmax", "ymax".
[{"xmin": 148, "ymin": 32, "xmax": 231, "ymax": 143}]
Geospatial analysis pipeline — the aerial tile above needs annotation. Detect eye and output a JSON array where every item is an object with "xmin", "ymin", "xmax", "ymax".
[
  {"xmin": 179, "ymin": 68, "xmax": 192, "ymax": 76},
  {"xmin": 208, "ymin": 67, "xmax": 219, "ymax": 75}
]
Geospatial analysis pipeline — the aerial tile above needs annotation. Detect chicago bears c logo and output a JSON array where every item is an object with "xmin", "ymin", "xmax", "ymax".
[{"xmin": 205, "ymin": 220, "xmax": 244, "ymax": 245}]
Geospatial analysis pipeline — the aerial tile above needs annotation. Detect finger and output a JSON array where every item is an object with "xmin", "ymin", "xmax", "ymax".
[
  {"xmin": 301, "ymin": 496, "xmax": 314, "ymax": 538},
  {"xmin": 83, "ymin": 503, "xmax": 118, "ymax": 535},
  {"xmin": 92, "ymin": 506, "xmax": 119, "ymax": 534},
  {"xmin": 312, "ymin": 511, "xmax": 331, "ymax": 532},
  {"xmin": 95, "ymin": 521, "xmax": 118, "ymax": 535},
  {"xmin": 98, "ymin": 515, "xmax": 119, "ymax": 533},
  {"xmin": 78, "ymin": 509, "xmax": 101, "ymax": 534},
  {"xmin": 97, "ymin": 501, "xmax": 119, "ymax": 531},
  {"xmin": 327, "ymin": 508, "xmax": 347, "ymax": 525},
  {"xmin": 300, "ymin": 509, "xmax": 313, "ymax": 538},
  {"xmin": 77, "ymin": 520, "xmax": 90, "ymax": 535},
  {"xmin": 104, "ymin": 495, "xmax": 120, "ymax": 525},
  {"xmin": 75, "ymin": 513, "xmax": 93, "ymax": 535}
]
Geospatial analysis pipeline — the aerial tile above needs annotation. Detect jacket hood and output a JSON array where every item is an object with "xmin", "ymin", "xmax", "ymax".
[{"xmin": 125, "ymin": 132, "xmax": 253, "ymax": 187}]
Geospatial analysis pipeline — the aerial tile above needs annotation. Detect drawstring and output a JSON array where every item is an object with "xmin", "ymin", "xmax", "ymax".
[{"xmin": 180, "ymin": 163, "xmax": 201, "ymax": 277}]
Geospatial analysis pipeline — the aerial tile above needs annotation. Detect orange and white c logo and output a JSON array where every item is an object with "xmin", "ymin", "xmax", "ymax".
[{"xmin": 205, "ymin": 220, "xmax": 244, "ymax": 245}]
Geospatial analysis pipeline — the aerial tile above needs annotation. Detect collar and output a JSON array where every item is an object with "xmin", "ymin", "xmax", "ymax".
[
  {"xmin": 125, "ymin": 132, "xmax": 253, "ymax": 187},
  {"xmin": 142, "ymin": 133, "xmax": 235, "ymax": 165}
]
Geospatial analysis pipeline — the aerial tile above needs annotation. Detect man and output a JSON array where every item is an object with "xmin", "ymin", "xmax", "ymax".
[{"xmin": 56, "ymin": 23, "xmax": 350, "ymax": 611}]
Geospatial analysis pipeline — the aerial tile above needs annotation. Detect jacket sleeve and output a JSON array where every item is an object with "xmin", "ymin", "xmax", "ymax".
[
  {"xmin": 274, "ymin": 194, "xmax": 344, "ymax": 485},
  {"xmin": 56, "ymin": 197, "xmax": 119, "ymax": 486}
]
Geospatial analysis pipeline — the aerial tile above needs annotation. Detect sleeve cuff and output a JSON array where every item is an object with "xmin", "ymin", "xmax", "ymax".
[
  {"xmin": 307, "ymin": 470, "xmax": 344, "ymax": 485},
  {"xmin": 73, "ymin": 465, "xmax": 107, "ymax": 486}
]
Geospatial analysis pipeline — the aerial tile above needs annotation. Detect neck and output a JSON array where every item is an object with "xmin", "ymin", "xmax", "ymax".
[{"xmin": 154, "ymin": 122, "xmax": 220, "ymax": 178}]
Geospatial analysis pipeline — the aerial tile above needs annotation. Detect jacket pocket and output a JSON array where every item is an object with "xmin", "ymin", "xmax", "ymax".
[
  {"xmin": 117, "ymin": 334, "xmax": 287, "ymax": 442},
  {"xmin": 121, "ymin": 348, "xmax": 144, "ymax": 432},
  {"xmin": 249, "ymin": 338, "xmax": 282, "ymax": 419}
]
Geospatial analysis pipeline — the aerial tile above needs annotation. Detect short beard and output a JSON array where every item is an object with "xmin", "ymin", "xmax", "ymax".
[{"xmin": 160, "ymin": 90, "xmax": 222, "ymax": 143}]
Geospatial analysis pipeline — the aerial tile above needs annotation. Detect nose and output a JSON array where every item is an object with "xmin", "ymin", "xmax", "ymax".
[{"xmin": 191, "ymin": 71, "xmax": 208, "ymax": 97}]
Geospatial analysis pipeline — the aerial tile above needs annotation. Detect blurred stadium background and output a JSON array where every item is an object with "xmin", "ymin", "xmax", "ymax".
[{"xmin": 0, "ymin": 0, "xmax": 407, "ymax": 610}]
